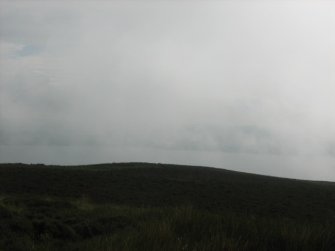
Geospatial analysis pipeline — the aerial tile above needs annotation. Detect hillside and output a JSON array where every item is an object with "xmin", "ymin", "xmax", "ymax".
[{"xmin": 0, "ymin": 163, "xmax": 335, "ymax": 250}]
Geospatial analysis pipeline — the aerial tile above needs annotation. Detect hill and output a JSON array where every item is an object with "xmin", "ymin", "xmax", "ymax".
[{"xmin": 0, "ymin": 163, "xmax": 334, "ymax": 250}]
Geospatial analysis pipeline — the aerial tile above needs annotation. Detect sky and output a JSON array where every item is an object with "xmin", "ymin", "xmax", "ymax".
[{"xmin": 1, "ymin": 1, "xmax": 335, "ymax": 181}]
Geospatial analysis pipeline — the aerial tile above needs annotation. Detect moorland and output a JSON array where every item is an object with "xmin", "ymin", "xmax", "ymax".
[{"xmin": 0, "ymin": 163, "xmax": 334, "ymax": 250}]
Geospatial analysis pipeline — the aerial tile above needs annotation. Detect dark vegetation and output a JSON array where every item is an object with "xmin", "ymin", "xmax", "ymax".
[{"xmin": 0, "ymin": 163, "xmax": 334, "ymax": 250}]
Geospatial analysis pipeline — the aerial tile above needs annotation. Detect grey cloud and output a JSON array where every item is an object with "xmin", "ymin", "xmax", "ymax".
[
  {"xmin": 0, "ymin": 126, "xmax": 99, "ymax": 147},
  {"xmin": 1, "ymin": 1, "xmax": 335, "ymax": 180},
  {"xmin": 3, "ymin": 78, "xmax": 69, "ymax": 113},
  {"xmin": 326, "ymin": 143, "xmax": 335, "ymax": 156},
  {"xmin": 0, "ymin": 2, "xmax": 80, "ymax": 46},
  {"xmin": 158, "ymin": 125, "xmax": 285, "ymax": 155}
]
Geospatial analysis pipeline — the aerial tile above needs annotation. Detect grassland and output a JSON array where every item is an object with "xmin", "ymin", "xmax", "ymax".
[{"xmin": 0, "ymin": 163, "xmax": 334, "ymax": 250}]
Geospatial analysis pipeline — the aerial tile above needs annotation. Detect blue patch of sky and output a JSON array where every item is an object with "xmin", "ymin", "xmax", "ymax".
[{"xmin": 16, "ymin": 44, "xmax": 41, "ymax": 57}]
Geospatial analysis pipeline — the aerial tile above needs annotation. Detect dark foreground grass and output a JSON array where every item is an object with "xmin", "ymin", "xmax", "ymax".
[
  {"xmin": 0, "ymin": 163, "xmax": 335, "ymax": 250},
  {"xmin": 1, "ymin": 196, "xmax": 334, "ymax": 251}
]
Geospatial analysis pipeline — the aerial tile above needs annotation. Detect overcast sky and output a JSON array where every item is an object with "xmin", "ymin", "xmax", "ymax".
[{"xmin": 1, "ymin": 1, "xmax": 335, "ymax": 180}]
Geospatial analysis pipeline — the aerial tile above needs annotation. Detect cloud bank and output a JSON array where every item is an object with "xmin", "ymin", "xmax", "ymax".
[{"xmin": 1, "ymin": 1, "xmax": 335, "ymax": 180}]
